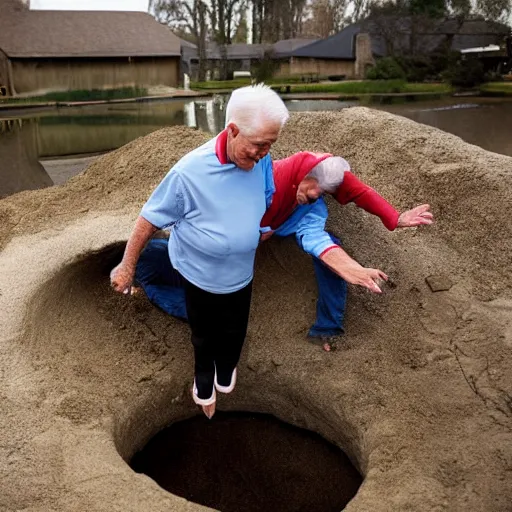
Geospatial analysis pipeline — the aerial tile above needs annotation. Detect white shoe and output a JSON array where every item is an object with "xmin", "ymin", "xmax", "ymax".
[
  {"xmin": 192, "ymin": 381, "xmax": 216, "ymax": 406},
  {"xmin": 214, "ymin": 367, "xmax": 237, "ymax": 394},
  {"xmin": 192, "ymin": 381, "xmax": 216, "ymax": 419}
]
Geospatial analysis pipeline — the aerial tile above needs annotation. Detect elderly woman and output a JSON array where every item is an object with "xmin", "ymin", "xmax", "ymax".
[
  {"xmin": 259, "ymin": 152, "xmax": 434, "ymax": 350},
  {"xmin": 110, "ymin": 85, "xmax": 289, "ymax": 418}
]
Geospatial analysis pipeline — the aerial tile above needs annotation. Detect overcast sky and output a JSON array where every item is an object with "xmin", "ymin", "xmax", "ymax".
[{"xmin": 31, "ymin": 0, "xmax": 149, "ymax": 11}]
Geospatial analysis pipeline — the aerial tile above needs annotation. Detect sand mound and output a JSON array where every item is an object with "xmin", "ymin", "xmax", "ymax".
[{"xmin": 0, "ymin": 108, "xmax": 511, "ymax": 511}]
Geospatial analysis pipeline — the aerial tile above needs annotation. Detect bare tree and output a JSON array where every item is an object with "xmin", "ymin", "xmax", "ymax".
[
  {"xmin": 150, "ymin": 0, "xmax": 210, "ymax": 80},
  {"xmin": 303, "ymin": 0, "xmax": 349, "ymax": 38},
  {"xmin": 475, "ymin": 0, "xmax": 512, "ymax": 21},
  {"xmin": 350, "ymin": 0, "xmax": 373, "ymax": 22},
  {"xmin": 151, "ymin": 0, "xmax": 247, "ymax": 80},
  {"xmin": 249, "ymin": 0, "xmax": 308, "ymax": 43}
]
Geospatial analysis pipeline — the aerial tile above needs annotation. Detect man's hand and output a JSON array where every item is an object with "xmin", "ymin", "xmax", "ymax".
[
  {"xmin": 110, "ymin": 263, "xmax": 135, "ymax": 294},
  {"xmin": 397, "ymin": 204, "xmax": 433, "ymax": 228}
]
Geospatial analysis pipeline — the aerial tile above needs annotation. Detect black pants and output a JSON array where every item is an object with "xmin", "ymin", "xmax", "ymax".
[{"xmin": 183, "ymin": 278, "xmax": 253, "ymax": 399}]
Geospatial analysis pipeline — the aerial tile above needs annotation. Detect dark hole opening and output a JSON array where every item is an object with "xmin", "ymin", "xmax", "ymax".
[{"xmin": 131, "ymin": 411, "xmax": 362, "ymax": 512}]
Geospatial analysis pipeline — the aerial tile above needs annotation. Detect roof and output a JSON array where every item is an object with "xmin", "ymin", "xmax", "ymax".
[
  {"xmin": 286, "ymin": 17, "xmax": 510, "ymax": 60},
  {"xmin": 179, "ymin": 38, "xmax": 197, "ymax": 49},
  {"xmin": 460, "ymin": 44, "xmax": 501, "ymax": 53},
  {"xmin": 206, "ymin": 43, "xmax": 269, "ymax": 60},
  {"xmin": 273, "ymin": 38, "xmax": 319, "ymax": 56},
  {"xmin": 285, "ymin": 24, "xmax": 363, "ymax": 60},
  {"xmin": 360, "ymin": 16, "xmax": 510, "ymax": 55},
  {"xmin": 0, "ymin": 6, "xmax": 181, "ymax": 58},
  {"xmin": 183, "ymin": 39, "xmax": 318, "ymax": 62}
]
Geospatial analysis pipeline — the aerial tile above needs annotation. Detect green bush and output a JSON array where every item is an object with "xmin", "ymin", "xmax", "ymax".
[
  {"xmin": 252, "ymin": 51, "xmax": 279, "ymax": 83},
  {"xmin": 444, "ymin": 58, "xmax": 486, "ymax": 88},
  {"xmin": 366, "ymin": 58, "xmax": 406, "ymax": 80}
]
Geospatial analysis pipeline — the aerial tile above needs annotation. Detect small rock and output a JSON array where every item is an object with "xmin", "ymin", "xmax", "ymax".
[
  {"xmin": 425, "ymin": 275, "xmax": 454, "ymax": 292},
  {"xmin": 272, "ymin": 357, "xmax": 283, "ymax": 367},
  {"xmin": 246, "ymin": 361, "xmax": 260, "ymax": 372}
]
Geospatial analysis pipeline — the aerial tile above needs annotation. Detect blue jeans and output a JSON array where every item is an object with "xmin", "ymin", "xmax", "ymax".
[
  {"xmin": 136, "ymin": 236, "xmax": 347, "ymax": 336},
  {"xmin": 135, "ymin": 238, "xmax": 188, "ymax": 320},
  {"xmin": 308, "ymin": 234, "xmax": 347, "ymax": 338}
]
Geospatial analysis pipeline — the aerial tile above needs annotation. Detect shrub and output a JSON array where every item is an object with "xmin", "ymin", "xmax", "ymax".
[
  {"xmin": 252, "ymin": 51, "xmax": 279, "ymax": 83},
  {"xmin": 366, "ymin": 58, "xmax": 407, "ymax": 80},
  {"xmin": 444, "ymin": 58, "xmax": 486, "ymax": 88}
]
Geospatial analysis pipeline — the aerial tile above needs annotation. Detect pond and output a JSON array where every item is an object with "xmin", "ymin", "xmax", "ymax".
[{"xmin": 1, "ymin": 95, "xmax": 512, "ymax": 197}]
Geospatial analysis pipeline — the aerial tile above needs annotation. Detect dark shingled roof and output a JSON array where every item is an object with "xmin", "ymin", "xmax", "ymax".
[
  {"xmin": 205, "ymin": 43, "xmax": 269, "ymax": 60},
  {"xmin": 286, "ymin": 17, "xmax": 510, "ymax": 60},
  {"xmin": 0, "ymin": 5, "xmax": 181, "ymax": 58},
  {"xmin": 273, "ymin": 38, "xmax": 319, "ymax": 56},
  {"xmin": 286, "ymin": 24, "xmax": 363, "ymax": 60}
]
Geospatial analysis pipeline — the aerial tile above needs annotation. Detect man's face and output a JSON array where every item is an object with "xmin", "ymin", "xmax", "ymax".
[
  {"xmin": 227, "ymin": 122, "xmax": 280, "ymax": 171},
  {"xmin": 296, "ymin": 177, "xmax": 323, "ymax": 205}
]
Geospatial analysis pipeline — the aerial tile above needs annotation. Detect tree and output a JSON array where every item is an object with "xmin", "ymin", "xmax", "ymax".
[
  {"xmin": 475, "ymin": 0, "xmax": 512, "ymax": 21},
  {"xmin": 150, "ymin": 0, "xmax": 246, "ymax": 80},
  {"xmin": 303, "ymin": 0, "xmax": 349, "ymax": 38},
  {"xmin": 249, "ymin": 0, "xmax": 308, "ymax": 43}
]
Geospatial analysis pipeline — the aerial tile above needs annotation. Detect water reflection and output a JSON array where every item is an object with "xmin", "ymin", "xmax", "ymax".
[
  {"xmin": 0, "ymin": 98, "xmax": 224, "ymax": 196},
  {"xmin": 377, "ymin": 98, "xmax": 512, "ymax": 158},
  {"xmin": 0, "ymin": 118, "xmax": 53, "ymax": 198},
  {"xmin": 1, "ymin": 95, "xmax": 512, "ymax": 197}
]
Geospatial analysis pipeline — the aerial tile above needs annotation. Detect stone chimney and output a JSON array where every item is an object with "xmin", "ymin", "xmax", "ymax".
[{"xmin": 354, "ymin": 33, "xmax": 375, "ymax": 79}]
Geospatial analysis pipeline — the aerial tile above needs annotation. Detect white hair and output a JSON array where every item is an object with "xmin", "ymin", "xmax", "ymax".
[
  {"xmin": 307, "ymin": 157, "xmax": 351, "ymax": 193},
  {"xmin": 225, "ymin": 84, "xmax": 289, "ymax": 136}
]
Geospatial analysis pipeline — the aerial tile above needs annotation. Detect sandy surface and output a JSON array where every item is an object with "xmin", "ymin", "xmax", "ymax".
[
  {"xmin": 0, "ymin": 108, "xmax": 511, "ymax": 511},
  {"xmin": 41, "ymin": 155, "xmax": 102, "ymax": 186}
]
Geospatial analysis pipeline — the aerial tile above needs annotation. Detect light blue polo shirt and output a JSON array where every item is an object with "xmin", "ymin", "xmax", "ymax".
[
  {"xmin": 140, "ymin": 134, "xmax": 274, "ymax": 294},
  {"xmin": 274, "ymin": 198, "xmax": 336, "ymax": 257}
]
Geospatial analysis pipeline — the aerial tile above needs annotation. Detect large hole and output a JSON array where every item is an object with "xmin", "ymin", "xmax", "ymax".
[{"xmin": 131, "ymin": 411, "xmax": 362, "ymax": 511}]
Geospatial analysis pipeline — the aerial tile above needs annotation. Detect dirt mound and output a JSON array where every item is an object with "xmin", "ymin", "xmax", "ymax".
[
  {"xmin": 0, "ymin": 108, "xmax": 511, "ymax": 512},
  {"xmin": 0, "ymin": 127, "xmax": 209, "ymax": 249}
]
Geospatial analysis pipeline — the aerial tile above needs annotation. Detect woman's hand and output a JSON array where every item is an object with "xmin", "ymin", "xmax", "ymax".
[
  {"xmin": 260, "ymin": 230, "xmax": 274, "ymax": 242},
  {"xmin": 320, "ymin": 247, "xmax": 388, "ymax": 293},
  {"xmin": 339, "ymin": 264, "xmax": 388, "ymax": 293},
  {"xmin": 397, "ymin": 204, "xmax": 434, "ymax": 228}
]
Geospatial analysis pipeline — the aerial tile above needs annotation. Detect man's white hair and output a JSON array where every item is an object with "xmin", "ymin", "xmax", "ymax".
[
  {"xmin": 225, "ymin": 84, "xmax": 289, "ymax": 136},
  {"xmin": 307, "ymin": 157, "xmax": 351, "ymax": 193}
]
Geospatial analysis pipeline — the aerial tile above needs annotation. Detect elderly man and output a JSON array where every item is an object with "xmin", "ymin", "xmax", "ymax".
[
  {"xmin": 111, "ymin": 84, "xmax": 289, "ymax": 418},
  {"xmin": 259, "ymin": 152, "xmax": 433, "ymax": 351}
]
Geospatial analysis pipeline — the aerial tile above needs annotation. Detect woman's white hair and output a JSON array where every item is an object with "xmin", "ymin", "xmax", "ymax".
[
  {"xmin": 307, "ymin": 157, "xmax": 351, "ymax": 193},
  {"xmin": 225, "ymin": 84, "xmax": 289, "ymax": 136}
]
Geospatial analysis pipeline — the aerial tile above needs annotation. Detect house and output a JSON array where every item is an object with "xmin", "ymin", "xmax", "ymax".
[
  {"xmin": 278, "ymin": 17, "xmax": 510, "ymax": 80},
  {"xmin": 0, "ymin": 0, "xmax": 182, "ymax": 96},
  {"xmin": 182, "ymin": 38, "xmax": 317, "ymax": 81},
  {"xmin": 277, "ymin": 25, "xmax": 374, "ymax": 79}
]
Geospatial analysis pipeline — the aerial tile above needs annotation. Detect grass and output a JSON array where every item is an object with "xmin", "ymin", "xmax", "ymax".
[
  {"xmin": 0, "ymin": 86, "xmax": 148, "ymax": 104},
  {"xmin": 190, "ymin": 78, "xmax": 452, "ymax": 95},
  {"xmin": 277, "ymin": 80, "xmax": 452, "ymax": 95},
  {"xmin": 479, "ymin": 81, "xmax": 512, "ymax": 96},
  {"xmin": 190, "ymin": 75, "xmax": 318, "ymax": 89}
]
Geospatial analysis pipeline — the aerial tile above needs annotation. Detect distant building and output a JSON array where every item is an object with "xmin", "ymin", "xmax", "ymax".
[
  {"xmin": 0, "ymin": 0, "xmax": 181, "ymax": 96},
  {"xmin": 182, "ymin": 38, "xmax": 317, "ymax": 81},
  {"xmin": 278, "ymin": 18, "xmax": 510, "ymax": 80},
  {"xmin": 277, "ymin": 26, "xmax": 373, "ymax": 79}
]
